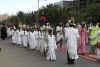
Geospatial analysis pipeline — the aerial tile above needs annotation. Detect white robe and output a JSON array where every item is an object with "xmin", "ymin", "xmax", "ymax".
[
  {"xmin": 92, "ymin": 29, "xmax": 100, "ymax": 58},
  {"xmin": 40, "ymin": 32, "xmax": 44, "ymax": 53},
  {"xmin": 12, "ymin": 31, "xmax": 18, "ymax": 44},
  {"xmin": 47, "ymin": 26, "xmax": 53, "ymax": 35},
  {"xmin": 21, "ymin": 31, "xmax": 28, "ymax": 47},
  {"xmin": 65, "ymin": 27, "xmax": 80, "ymax": 60},
  {"xmin": 16, "ymin": 31, "xmax": 22, "ymax": 45},
  {"xmin": 43, "ymin": 32, "xmax": 48, "ymax": 52},
  {"xmin": 29, "ymin": 32, "xmax": 35, "ymax": 49},
  {"xmin": 46, "ymin": 35, "xmax": 57, "ymax": 60},
  {"xmin": 56, "ymin": 26, "xmax": 63, "ymax": 42},
  {"xmin": 34, "ymin": 31, "xmax": 39, "ymax": 49},
  {"xmin": 35, "ymin": 31, "xmax": 41, "ymax": 51},
  {"xmin": 7, "ymin": 28, "xmax": 10, "ymax": 37}
]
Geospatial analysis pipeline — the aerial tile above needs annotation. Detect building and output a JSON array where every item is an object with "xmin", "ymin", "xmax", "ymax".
[
  {"xmin": 0, "ymin": 14, "xmax": 13, "ymax": 22},
  {"xmin": 39, "ymin": 0, "xmax": 78, "ymax": 10},
  {"xmin": 39, "ymin": 0, "xmax": 100, "ymax": 11},
  {"xmin": 78, "ymin": 0, "xmax": 100, "ymax": 10}
]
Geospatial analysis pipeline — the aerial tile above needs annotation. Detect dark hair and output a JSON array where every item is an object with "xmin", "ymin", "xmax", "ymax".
[
  {"xmin": 48, "ymin": 29, "xmax": 52, "ymax": 33},
  {"xmin": 69, "ymin": 25, "xmax": 74, "ymax": 27}
]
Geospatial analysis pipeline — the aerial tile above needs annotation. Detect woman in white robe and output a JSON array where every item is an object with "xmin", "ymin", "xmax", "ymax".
[
  {"xmin": 21, "ymin": 29, "xmax": 28, "ymax": 47},
  {"xmin": 46, "ymin": 29, "xmax": 57, "ymax": 60},
  {"xmin": 92, "ymin": 26, "xmax": 100, "ymax": 62}
]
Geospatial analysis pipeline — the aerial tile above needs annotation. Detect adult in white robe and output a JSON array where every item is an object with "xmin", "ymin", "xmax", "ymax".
[
  {"xmin": 16, "ymin": 29, "xmax": 22, "ymax": 45},
  {"xmin": 46, "ymin": 30, "xmax": 57, "ymax": 60},
  {"xmin": 21, "ymin": 30, "xmax": 28, "ymax": 47},
  {"xmin": 56, "ymin": 23, "xmax": 63, "ymax": 48},
  {"xmin": 92, "ymin": 28, "xmax": 100, "ymax": 61},
  {"xmin": 12, "ymin": 30, "xmax": 18, "ymax": 44},
  {"xmin": 65, "ymin": 23, "xmax": 80, "ymax": 64}
]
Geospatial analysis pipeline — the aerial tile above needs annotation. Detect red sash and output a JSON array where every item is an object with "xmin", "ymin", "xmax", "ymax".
[{"xmin": 97, "ymin": 42, "xmax": 100, "ymax": 49}]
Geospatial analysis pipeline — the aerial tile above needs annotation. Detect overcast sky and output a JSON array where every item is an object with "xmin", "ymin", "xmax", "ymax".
[{"xmin": 0, "ymin": 0, "xmax": 73, "ymax": 15}]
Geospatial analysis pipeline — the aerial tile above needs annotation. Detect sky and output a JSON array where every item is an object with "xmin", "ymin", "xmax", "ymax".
[{"xmin": 0, "ymin": 0, "xmax": 73, "ymax": 15}]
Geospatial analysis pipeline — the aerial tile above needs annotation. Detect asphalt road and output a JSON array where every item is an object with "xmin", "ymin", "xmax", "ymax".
[{"xmin": 0, "ymin": 39, "xmax": 100, "ymax": 67}]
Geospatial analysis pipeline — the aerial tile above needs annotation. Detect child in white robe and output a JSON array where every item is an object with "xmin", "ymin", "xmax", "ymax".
[
  {"xmin": 16, "ymin": 28, "xmax": 22, "ymax": 45},
  {"xmin": 12, "ymin": 29, "xmax": 18, "ymax": 45},
  {"xmin": 46, "ymin": 29, "xmax": 57, "ymax": 61},
  {"xmin": 21, "ymin": 28, "xmax": 28, "ymax": 47},
  {"xmin": 29, "ymin": 29, "xmax": 35, "ymax": 51}
]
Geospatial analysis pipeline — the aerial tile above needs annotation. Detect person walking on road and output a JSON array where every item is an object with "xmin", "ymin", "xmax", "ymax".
[
  {"xmin": 1, "ymin": 25, "xmax": 7, "ymax": 40},
  {"xmin": 65, "ymin": 22, "xmax": 80, "ymax": 64},
  {"xmin": 56, "ymin": 23, "xmax": 63, "ymax": 48},
  {"xmin": 77, "ymin": 22, "xmax": 87, "ymax": 55},
  {"xmin": 89, "ymin": 21, "xmax": 99, "ymax": 54},
  {"xmin": 92, "ymin": 21, "xmax": 100, "ymax": 62}
]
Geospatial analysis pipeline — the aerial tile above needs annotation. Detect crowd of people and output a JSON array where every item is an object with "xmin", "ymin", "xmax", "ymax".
[{"xmin": 0, "ymin": 20, "xmax": 100, "ymax": 64}]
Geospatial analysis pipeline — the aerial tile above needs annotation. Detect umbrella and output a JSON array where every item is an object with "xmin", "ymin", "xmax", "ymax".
[{"xmin": 39, "ymin": 16, "xmax": 47, "ymax": 23}]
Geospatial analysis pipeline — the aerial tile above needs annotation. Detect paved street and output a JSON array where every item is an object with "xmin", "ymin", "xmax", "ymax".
[{"xmin": 0, "ymin": 39, "xmax": 100, "ymax": 67}]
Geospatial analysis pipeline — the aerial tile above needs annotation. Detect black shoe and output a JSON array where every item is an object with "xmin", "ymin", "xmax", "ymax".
[
  {"xmin": 97, "ymin": 59, "xmax": 100, "ymax": 62},
  {"xmin": 67, "ymin": 63, "xmax": 70, "ymax": 64}
]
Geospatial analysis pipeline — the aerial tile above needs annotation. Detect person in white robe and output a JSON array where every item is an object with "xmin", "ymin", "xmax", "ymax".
[
  {"xmin": 47, "ymin": 23, "xmax": 53, "ymax": 34},
  {"xmin": 56, "ymin": 23, "xmax": 63, "ymax": 48},
  {"xmin": 16, "ymin": 28, "xmax": 22, "ymax": 45},
  {"xmin": 63, "ymin": 23, "xmax": 69, "ymax": 40},
  {"xmin": 40, "ymin": 31, "xmax": 45, "ymax": 53},
  {"xmin": 92, "ymin": 22, "xmax": 100, "ymax": 62},
  {"xmin": 43, "ymin": 30, "xmax": 48, "ymax": 55},
  {"xmin": 35, "ymin": 31, "xmax": 41, "ymax": 51},
  {"xmin": 21, "ymin": 28, "xmax": 28, "ymax": 47},
  {"xmin": 29, "ymin": 28, "xmax": 35, "ymax": 51},
  {"xmin": 65, "ymin": 22, "xmax": 80, "ymax": 64},
  {"xmin": 46, "ymin": 29, "xmax": 57, "ymax": 60},
  {"xmin": 7, "ymin": 26, "xmax": 11, "ymax": 38},
  {"xmin": 12, "ymin": 29, "xmax": 18, "ymax": 45}
]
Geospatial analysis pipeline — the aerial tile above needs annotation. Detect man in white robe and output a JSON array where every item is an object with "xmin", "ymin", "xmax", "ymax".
[
  {"xmin": 16, "ymin": 28, "xmax": 22, "ymax": 45},
  {"xmin": 21, "ymin": 28, "xmax": 28, "ymax": 47},
  {"xmin": 46, "ymin": 29, "xmax": 57, "ymax": 60},
  {"xmin": 12, "ymin": 29, "xmax": 18, "ymax": 45},
  {"xmin": 56, "ymin": 23, "xmax": 63, "ymax": 48},
  {"xmin": 92, "ymin": 22, "xmax": 100, "ymax": 62},
  {"xmin": 65, "ymin": 22, "xmax": 80, "ymax": 64}
]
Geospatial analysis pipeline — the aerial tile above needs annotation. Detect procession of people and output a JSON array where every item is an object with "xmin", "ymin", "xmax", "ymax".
[{"xmin": 1, "ymin": 19, "xmax": 100, "ymax": 64}]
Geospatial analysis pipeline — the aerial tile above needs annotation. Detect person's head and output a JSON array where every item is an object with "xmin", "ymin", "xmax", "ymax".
[
  {"xmin": 14, "ymin": 29, "xmax": 16, "ymax": 31},
  {"xmin": 48, "ymin": 29, "xmax": 52, "ymax": 35},
  {"xmin": 59, "ymin": 23, "xmax": 62, "ymax": 27},
  {"xmin": 69, "ymin": 22, "xmax": 74, "ymax": 27},
  {"xmin": 32, "ymin": 28, "xmax": 34, "ymax": 32},
  {"xmin": 92, "ymin": 21, "xmax": 97, "ymax": 26},
  {"xmin": 81, "ymin": 22, "xmax": 86, "ymax": 28}
]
